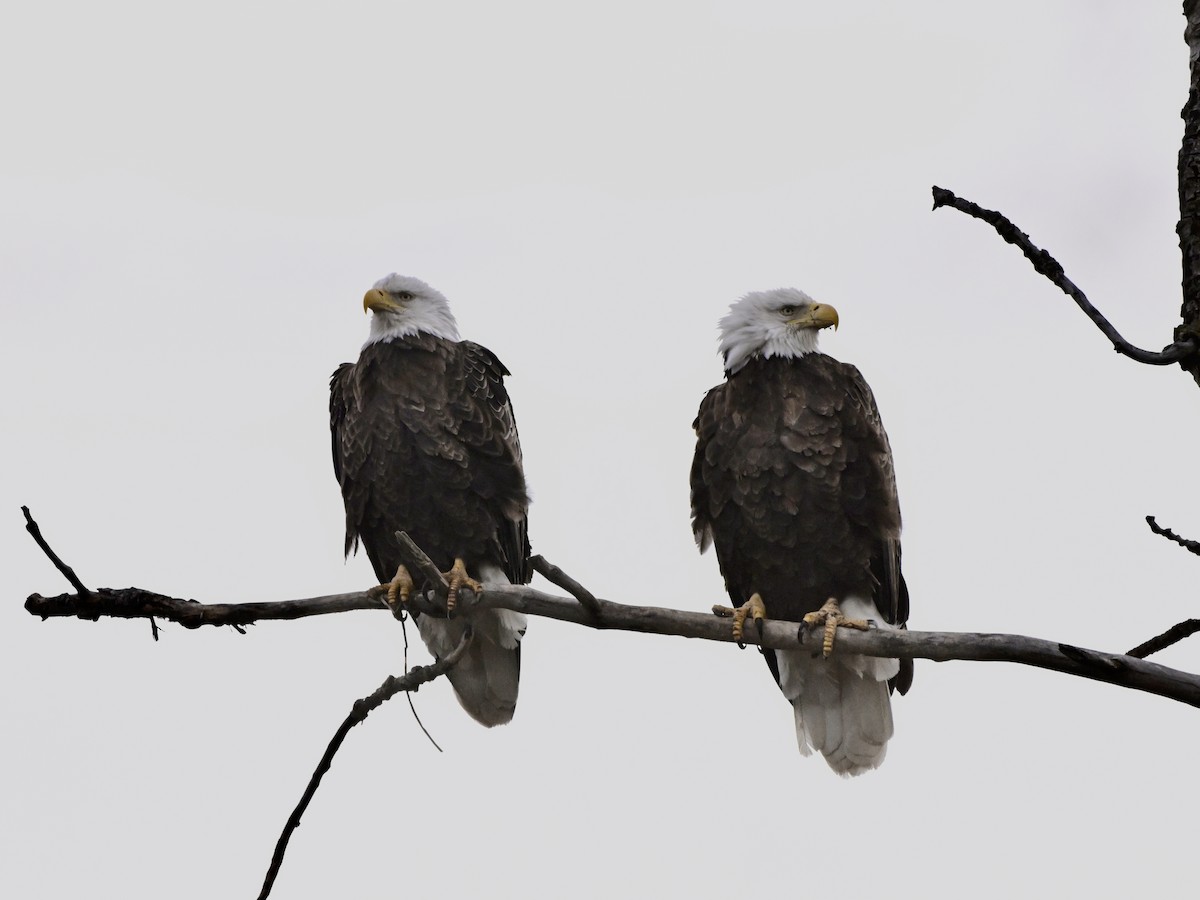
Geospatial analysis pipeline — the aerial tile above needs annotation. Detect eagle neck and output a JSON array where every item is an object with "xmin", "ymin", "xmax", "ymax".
[
  {"xmin": 359, "ymin": 331, "xmax": 457, "ymax": 360},
  {"xmin": 365, "ymin": 310, "xmax": 461, "ymax": 347},
  {"xmin": 726, "ymin": 350, "xmax": 831, "ymax": 380},
  {"xmin": 362, "ymin": 329, "xmax": 459, "ymax": 354}
]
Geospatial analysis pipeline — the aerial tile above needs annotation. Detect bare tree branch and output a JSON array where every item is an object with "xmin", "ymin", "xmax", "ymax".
[
  {"xmin": 529, "ymin": 554, "xmax": 601, "ymax": 617},
  {"xmin": 256, "ymin": 626, "xmax": 474, "ymax": 900},
  {"xmin": 931, "ymin": 186, "xmax": 1198, "ymax": 366},
  {"xmin": 22, "ymin": 506, "xmax": 91, "ymax": 596},
  {"xmin": 1146, "ymin": 515, "xmax": 1200, "ymax": 556},
  {"xmin": 24, "ymin": 578, "xmax": 1200, "ymax": 709},
  {"xmin": 24, "ymin": 586, "xmax": 380, "ymax": 627},
  {"xmin": 1128, "ymin": 620, "xmax": 1200, "ymax": 659},
  {"xmin": 1177, "ymin": 0, "xmax": 1200, "ymax": 386}
]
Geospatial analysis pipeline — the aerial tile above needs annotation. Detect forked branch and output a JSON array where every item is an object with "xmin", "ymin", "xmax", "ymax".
[
  {"xmin": 22, "ymin": 514, "xmax": 1200, "ymax": 898},
  {"xmin": 256, "ymin": 627, "xmax": 474, "ymax": 900}
]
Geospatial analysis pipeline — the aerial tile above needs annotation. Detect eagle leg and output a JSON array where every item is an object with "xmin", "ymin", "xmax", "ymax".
[
  {"xmin": 442, "ymin": 557, "xmax": 484, "ymax": 616},
  {"xmin": 803, "ymin": 597, "xmax": 870, "ymax": 658},
  {"xmin": 712, "ymin": 592, "xmax": 767, "ymax": 648}
]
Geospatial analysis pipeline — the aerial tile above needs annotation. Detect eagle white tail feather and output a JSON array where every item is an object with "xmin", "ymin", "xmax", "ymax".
[
  {"xmin": 775, "ymin": 597, "xmax": 899, "ymax": 777},
  {"xmin": 414, "ymin": 564, "xmax": 527, "ymax": 728}
]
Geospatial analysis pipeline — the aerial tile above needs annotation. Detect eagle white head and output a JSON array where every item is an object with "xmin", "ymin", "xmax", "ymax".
[
  {"xmin": 718, "ymin": 287, "xmax": 840, "ymax": 375},
  {"xmin": 362, "ymin": 273, "xmax": 461, "ymax": 345}
]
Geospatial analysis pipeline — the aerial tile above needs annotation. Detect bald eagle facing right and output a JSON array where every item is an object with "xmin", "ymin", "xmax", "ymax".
[{"xmin": 690, "ymin": 288, "xmax": 911, "ymax": 775}]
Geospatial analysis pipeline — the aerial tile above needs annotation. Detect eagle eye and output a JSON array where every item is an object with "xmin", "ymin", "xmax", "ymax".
[
  {"xmin": 395, "ymin": 291, "xmax": 414, "ymax": 301},
  {"xmin": 780, "ymin": 305, "xmax": 796, "ymax": 317}
]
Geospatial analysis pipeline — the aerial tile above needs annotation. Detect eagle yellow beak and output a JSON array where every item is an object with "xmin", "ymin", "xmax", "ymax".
[
  {"xmin": 363, "ymin": 287, "xmax": 401, "ymax": 314},
  {"xmin": 789, "ymin": 303, "xmax": 839, "ymax": 331}
]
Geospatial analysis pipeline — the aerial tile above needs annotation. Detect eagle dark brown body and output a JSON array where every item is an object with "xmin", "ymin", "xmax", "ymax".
[
  {"xmin": 692, "ymin": 350, "xmax": 911, "ymax": 773},
  {"xmin": 330, "ymin": 334, "xmax": 530, "ymax": 587}
]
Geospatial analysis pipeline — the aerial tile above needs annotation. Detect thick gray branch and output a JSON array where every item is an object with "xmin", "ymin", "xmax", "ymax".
[{"xmin": 25, "ymin": 581, "xmax": 1200, "ymax": 709}]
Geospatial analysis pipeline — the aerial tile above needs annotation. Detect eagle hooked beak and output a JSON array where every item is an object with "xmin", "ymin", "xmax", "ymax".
[
  {"xmin": 789, "ymin": 303, "xmax": 839, "ymax": 331},
  {"xmin": 363, "ymin": 287, "xmax": 402, "ymax": 314}
]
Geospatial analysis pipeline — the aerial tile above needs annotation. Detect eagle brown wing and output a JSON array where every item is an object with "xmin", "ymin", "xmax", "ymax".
[
  {"xmin": 455, "ymin": 340, "xmax": 532, "ymax": 585},
  {"xmin": 839, "ymin": 362, "xmax": 906, "ymax": 627}
]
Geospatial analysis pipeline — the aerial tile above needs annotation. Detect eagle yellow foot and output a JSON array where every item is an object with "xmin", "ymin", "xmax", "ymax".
[
  {"xmin": 803, "ymin": 597, "xmax": 870, "ymax": 658},
  {"xmin": 442, "ymin": 557, "xmax": 484, "ymax": 615},
  {"xmin": 712, "ymin": 592, "xmax": 767, "ymax": 648},
  {"xmin": 368, "ymin": 565, "xmax": 415, "ymax": 619}
]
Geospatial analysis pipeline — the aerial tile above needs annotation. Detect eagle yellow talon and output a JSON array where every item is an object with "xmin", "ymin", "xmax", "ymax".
[
  {"xmin": 369, "ymin": 565, "xmax": 414, "ymax": 618},
  {"xmin": 443, "ymin": 557, "xmax": 484, "ymax": 615},
  {"xmin": 803, "ymin": 597, "xmax": 870, "ymax": 657},
  {"xmin": 715, "ymin": 593, "xmax": 767, "ymax": 648}
]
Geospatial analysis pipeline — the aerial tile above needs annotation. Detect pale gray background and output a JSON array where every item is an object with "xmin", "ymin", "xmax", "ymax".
[{"xmin": 5, "ymin": 2, "xmax": 1199, "ymax": 898}]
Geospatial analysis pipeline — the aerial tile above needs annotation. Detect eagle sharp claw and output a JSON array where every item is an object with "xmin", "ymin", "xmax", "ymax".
[
  {"xmin": 722, "ymin": 593, "xmax": 767, "ymax": 648},
  {"xmin": 803, "ymin": 597, "xmax": 870, "ymax": 657},
  {"xmin": 443, "ymin": 558, "xmax": 484, "ymax": 615},
  {"xmin": 373, "ymin": 565, "xmax": 414, "ymax": 618}
]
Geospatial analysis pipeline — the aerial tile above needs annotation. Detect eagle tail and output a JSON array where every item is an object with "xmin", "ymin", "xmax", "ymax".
[
  {"xmin": 415, "ymin": 565, "xmax": 527, "ymax": 727},
  {"xmin": 775, "ymin": 597, "xmax": 900, "ymax": 776}
]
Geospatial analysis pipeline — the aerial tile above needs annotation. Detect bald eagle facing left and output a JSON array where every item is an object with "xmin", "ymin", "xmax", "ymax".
[
  {"xmin": 330, "ymin": 273, "xmax": 531, "ymax": 727},
  {"xmin": 690, "ymin": 288, "xmax": 911, "ymax": 775}
]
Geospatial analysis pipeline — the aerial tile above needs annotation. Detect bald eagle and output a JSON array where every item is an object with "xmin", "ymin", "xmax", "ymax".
[
  {"xmin": 330, "ymin": 274, "xmax": 531, "ymax": 727},
  {"xmin": 690, "ymin": 288, "xmax": 911, "ymax": 775}
]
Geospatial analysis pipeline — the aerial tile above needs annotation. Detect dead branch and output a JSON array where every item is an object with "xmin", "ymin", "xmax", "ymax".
[
  {"xmin": 1178, "ymin": 1, "xmax": 1200, "ymax": 386},
  {"xmin": 1128, "ymin": 620, "xmax": 1200, "ymax": 659},
  {"xmin": 931, "ymin": 186, "xmax": 1198, "ymax": 366},
  {"xmin": 530, "ymin": 553, "xmax": 601, "ymax": 617},
  {"xmin": 22, "ymin": 505, "xmax": 91, "ymax": 596},
  {"xmin": 1146, "ymin": 515, "xmax": 1200, "ymax": 556},
  {"xmin": 25, "ymin": 585, "xmax": 381, "ymax": 627},
  {"xmin": 22, "ymin": 514, "xmax": 1200, "ymax": 896},
  {"xmin": 257, "ymin": 626, "xmax": 474, "ymax": 900},
  {"xmin": 25, "ymin": 578, "xmax": 1200, "ymax": 709}
]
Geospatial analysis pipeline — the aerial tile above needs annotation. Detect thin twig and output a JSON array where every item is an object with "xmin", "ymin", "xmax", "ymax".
[
  {"xmin": 399, "ymin": 611, "xmax": 443, "ymax": 753},
  {"xmin": 1127, "ymin": 620, "xmax": 1200, "ymax": 659},
  {"xmin": 256, "ymin": 627, "xmax": 472, "ymax": 900},
  {"xmin": 931, "ymin": 186, "xmax": 1197, "ymax": 365},
  {"xmin": 1146, "ymin": 515, "xmax": 1200, "ymax": 557},
  {"xmin": 21, "ymin": 506, "xmax": 91, "ymax": 596},
  {"xmin": 530, "ymin": 554, "xmax": 601, "ymax": 618}
]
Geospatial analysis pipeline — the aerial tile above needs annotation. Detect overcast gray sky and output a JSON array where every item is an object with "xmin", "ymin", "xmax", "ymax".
[{"xmin": 6, "ymin": 2, "xmax": 1200, "ymax": 898}]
